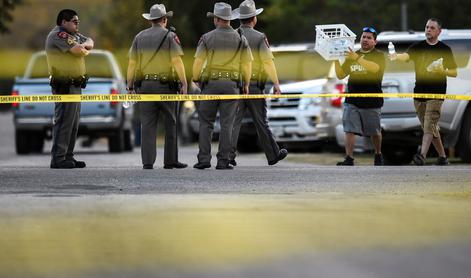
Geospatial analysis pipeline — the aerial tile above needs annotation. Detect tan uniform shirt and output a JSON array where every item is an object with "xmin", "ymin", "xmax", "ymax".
[
  {"xmin": 195, "ymin": 25, "xmax": 253, "ymax": 72},
  {"xmin": 239, "ymin": 25, "xmax": 273, "ymax": 75},
  {"xmin": 45, "ymin": 26, "xmax": 88, "ymax": 77},
  {"xmin": 129, "ymin": 25, "xmax": 183, "ymax": 75}
]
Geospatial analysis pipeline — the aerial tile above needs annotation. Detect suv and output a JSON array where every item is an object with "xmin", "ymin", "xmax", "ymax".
[{"xmin": 337, "ymin": 29, "xmax": 471, "ymax": 164}]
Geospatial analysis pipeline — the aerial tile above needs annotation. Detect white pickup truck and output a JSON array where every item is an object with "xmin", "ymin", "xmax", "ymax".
[
  {"xmin": 266, "ymin": 43, "xmax": 345, "ymax": 149},
  {"xmin": 12, "ymin": 50, "xmax": 133, "ymax": 154}
]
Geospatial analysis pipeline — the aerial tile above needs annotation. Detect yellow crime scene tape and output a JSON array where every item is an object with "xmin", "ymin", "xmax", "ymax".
[{"xmin": 1, "ymin": 93, "xmax": 471, "ymax": 104}]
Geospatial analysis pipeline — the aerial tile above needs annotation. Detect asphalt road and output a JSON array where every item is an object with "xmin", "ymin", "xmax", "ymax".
[{"xmin": 1, "ymin": 111, "xmax": 471, "ymax": 278}]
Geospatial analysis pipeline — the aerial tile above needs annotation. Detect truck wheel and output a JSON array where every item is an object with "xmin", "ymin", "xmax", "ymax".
[
  {"xmin": 383, "ymin": 145, "xmax": 417, "ymax": 165},
  {"xmin": 30, "ymin": 132, "xmax": 45, "ymax": 153},
  {"xmin": 15, "ymin": 130, "xmax": 30, "ymax": 154},
  {"xmin": 108, "ymin": 128, "xmax": 124, "ymax": 153},
  {"xmin": 458, "ymin": 107, "xmax": 471, "ymax": 162},
  {"xmin": 123, "ymin": 129, "xmax": 133, "ymax": 152}
]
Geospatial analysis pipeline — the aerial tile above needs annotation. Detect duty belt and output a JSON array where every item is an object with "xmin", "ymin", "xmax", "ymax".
[
  {"xmin": 209, "ymin": 70, "xmax": 239, "ymax": 81},
  {"xmin": 50, "ymin": 75, "xmax": 88, "ymax": 87},
  {"xmin": 144, "ymin": 73, "xmax": 172, "ymax": 83}
]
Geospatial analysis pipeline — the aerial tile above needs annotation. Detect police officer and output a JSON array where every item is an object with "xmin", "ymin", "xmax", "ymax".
[
  {"xmin": 192, "ymin": 2, "xmax": 253, "ymax": 170},
  {"xmin": 229, "ymin": 0, "xmax": 288, "ymax": 166},
  {"xmin": 127, "ymin": 4, "xmax": 188, "ymax": 170},
  {"xmin": 46, "ymin": 9, "xmax": 94, "ymax": 169}
]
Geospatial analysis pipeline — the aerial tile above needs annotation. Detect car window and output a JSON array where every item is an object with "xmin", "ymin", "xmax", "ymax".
[
  {"xmin": 28, "ymin": 53, "xmax": 114, "ymax": 78},
  {"xmin": 273, "ymin": 51, "xmax": 331, "ymax": 82},
  {"xmin": 85, "ymin": 54, "xmax": 114, "ymax": 78},
  {"xmin": 29, "ymin": 55, "xmax": 49, "ymax": 78},
  {"xmin": 377, "ymin": 39, "xmax": 471, "ymax": 73}
]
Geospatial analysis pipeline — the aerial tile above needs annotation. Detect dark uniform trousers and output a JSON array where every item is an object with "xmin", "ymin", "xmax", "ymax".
[
  {"xmin": 51, "ymin": 85, "xmax": 81, "ymax": 163},
  {"xmin": 230, "ymin": 84, "xmax": 280, "ymax": 162},
  {"xmin": 139, "ymin": 80, "xmax": 178, "ymax": 166},
  {"xmin": 197, "ymin": 80, "xmax": 239, "ymax": 165}
]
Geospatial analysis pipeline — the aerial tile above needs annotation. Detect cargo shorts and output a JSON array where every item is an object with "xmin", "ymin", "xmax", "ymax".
[
  {"xmin": 414, "ymin": 99, "xmax": 443, "ymax": 138},
  {"xmin": 342, "ymin": 103, "xmax": 382, "ymax": 137}
]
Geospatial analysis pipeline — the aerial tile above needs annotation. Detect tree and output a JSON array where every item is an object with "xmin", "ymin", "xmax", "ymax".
[{"xmin": 0, "ymin": 0, "xmax": 23, "ymax": 34}]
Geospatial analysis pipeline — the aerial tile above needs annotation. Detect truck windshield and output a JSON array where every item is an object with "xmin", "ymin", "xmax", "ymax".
[
  {"xmin": 29, "ymin": 53, "xmax": 115, "ymax": 78},
  {"xmin": 376, "ymin": 39, "xmax": 471, "ymax": 73}
]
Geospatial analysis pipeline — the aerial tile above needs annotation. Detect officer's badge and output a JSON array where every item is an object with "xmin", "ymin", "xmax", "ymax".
[
  {"xmin": 67, "ymin": 36, "xmax": 76, "ymax": 45},
  {"xmin": 58, "ymin": 31, "xmax": 68, "ymax": 39},
  {"xmin": 174, "ymin": 35, "xmax": 181, "ymax": 45}
]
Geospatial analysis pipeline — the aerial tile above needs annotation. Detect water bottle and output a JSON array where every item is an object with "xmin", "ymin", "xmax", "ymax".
[{"xmin": 388, "ymin": 42, "xmax": 396, "ymax": 60}]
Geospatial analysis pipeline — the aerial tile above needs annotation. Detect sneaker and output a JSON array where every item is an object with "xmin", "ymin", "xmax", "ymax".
[
  {"xmin": 413, "ymin": 154, "xmax": 425, "ymax": 166},
  {"xmin": 143, "ymin": 164, "xmax": 153, "ymax": 169},
  {"xmin": 229, "ymin": 159, "xmax": 237, "ymax": 166},
  {"xmin": 374, "ymin": 153, "xmax": 384, "ymax": 166},
  {"xmin": 268, "ymin": 149, "xmax": 288, "ymax": 165},
  {"xmin": 435, "ymin": 156, "xmax": 449, "ymax": 166},
  {"xmin": 164, "ymin": 162, "xmax": 188, "ymax": 169},
  {"xmin": 67, "ymin": 158, "xmax": 86, "ymax": 168},
  {"xmin": 50, "ymin": 160, "xmax": 75, "ymax": 169},
  {"xmin": 193, "ymin": 162, "xmax": 211, "ymax": 170},
  {"xmin": 336, "ymin": 156, "xmax": 354, "ymax": 166}
]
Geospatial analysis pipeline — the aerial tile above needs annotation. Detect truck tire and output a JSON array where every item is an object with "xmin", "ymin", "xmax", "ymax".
[
  {"xmin": 15, "ymin": 130, "xmax": 30, "ymax": 154},
  {"xmin": 30, "ymin": 132, "xmax": 44, "ymax": 153},
  {"xmin": 458, "ymin": 107, "xmax": 471, "ymax": 162},
  {"xmin": 383, "ymin": 145, "xmax": 417, "ymax": 165},
  {"xmin": 108, "ymin": 128, "xmax": 124, "ymax": 153},
  {"xmin": 123, "ymin": 129, "xmax": 133, "ymax": 152}
]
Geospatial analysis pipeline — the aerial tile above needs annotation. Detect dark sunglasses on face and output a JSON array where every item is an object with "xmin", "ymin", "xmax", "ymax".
[{"xmin": 362, "ymin": 27, "xmax": 376, "ymax": 34}]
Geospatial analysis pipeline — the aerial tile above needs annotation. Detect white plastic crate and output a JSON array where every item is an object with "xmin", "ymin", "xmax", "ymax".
[{"xmin": 315, "ymin": 24, "xmax": 356, "ymax": 61}]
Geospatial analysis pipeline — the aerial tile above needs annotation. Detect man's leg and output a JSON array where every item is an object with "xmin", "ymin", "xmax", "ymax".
[
  {"xmin": 420, "ymin": 133, "xmax": 434, "ymax": 157},
  {"xmin": 140, "ymin": 102, "xmax": 159, "ymax": 166},
  {"xmin": 65, "ymin": 86, "xmax": 82, "ymax": 162},
  {"xmin": 51, "ymin": 86, "xmax": 77, "ymax": 168},
  {"xmin": 432, "ymin": 135, "xmax": 446, "ymax": 157},
  {"xmin": 247, "ymin": 98, "xmax": 281, "ymax": 163},
  {"xmin": 345, "ymin": 132, "xmax": 356, "ymax": 157},
  {"xmin": 418, "ymin": 100, "xmax": 444, "ymax": 158},
  {"xmin": 217, "ymin": 99, "xmax": 238, "ymax": 166},
  {"xmin": 160, "ymin": 101, "xmax": 178, "ymax": 165},
  {"xmin": 229, "ymin": 99, "xmax": 246, "ymax": 162},
  {"xmin": 371, "ymin": 133, "xmax": 382, "ymax": 154},
  {"xmin": 197, "ymin": 100, "xmax": 218, "ymax": 164}
]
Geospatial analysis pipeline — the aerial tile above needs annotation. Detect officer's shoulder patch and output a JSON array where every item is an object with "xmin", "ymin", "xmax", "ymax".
[
  {"xmin": 197, "ymin": 35, "xmax": 204, "ymax": 46},
  {"xmin": 57, "ymin": 32, "xmax": 68, "ymax": 39}
]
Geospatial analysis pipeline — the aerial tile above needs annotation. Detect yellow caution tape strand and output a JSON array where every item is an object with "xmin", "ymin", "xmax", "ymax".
[{"xmin": 1, "ymin": 93, "xmax": 471, "ymax": 104}]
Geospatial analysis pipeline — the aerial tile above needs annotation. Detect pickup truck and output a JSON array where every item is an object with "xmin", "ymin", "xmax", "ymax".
[
  {"xmin": 336, "ymin": 29, "xmax": 471, "ymax": 164},
  {"xmin": 266, "ymin": 43, "xmax": 346, "ymax": 149},
  {"xmin": 12, "ymin": 50, "xmax": 133, "ymax": 154}
]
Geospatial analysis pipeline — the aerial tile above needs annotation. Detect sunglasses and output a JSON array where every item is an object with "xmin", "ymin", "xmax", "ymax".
[{"xmin": 362, "ymin": 26, "xmax": 377, "ymax": 33}]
